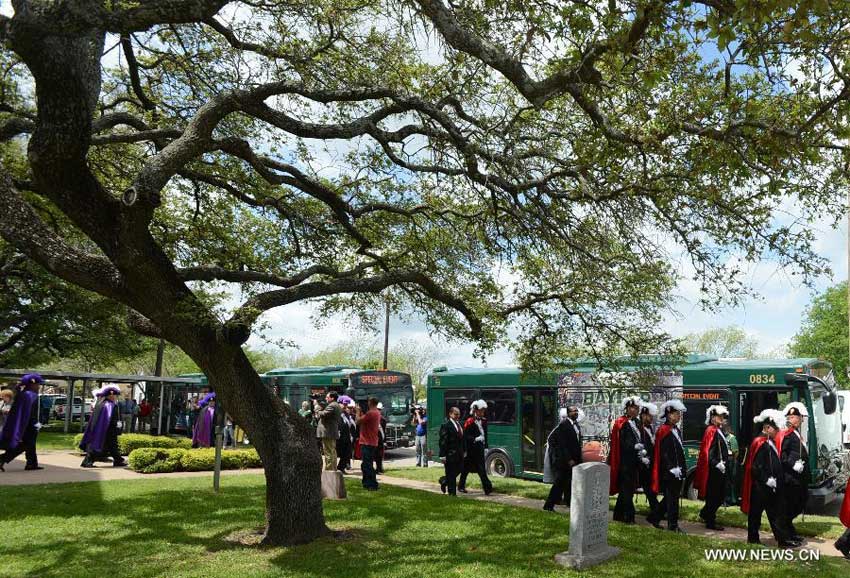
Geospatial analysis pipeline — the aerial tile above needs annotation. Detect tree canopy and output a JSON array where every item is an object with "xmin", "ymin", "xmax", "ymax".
[
  {"xmin": 791, "ymin": 282, "xmax": 848, "ymax": 385},
  {"xmin": 683, "ymin": 325, "xmax": 760, "ymax": 359},
  {"xmin": 2, "ymin": 0, "xmax": 850, "ymax": 544}
]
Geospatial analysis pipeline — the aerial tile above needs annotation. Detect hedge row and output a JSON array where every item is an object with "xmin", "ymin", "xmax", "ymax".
[
  {"xmin": 128, "ymin": 447, "xmax": 262, "ymax": 473},
  {"xmin": 72, "ymin": 433, "xmax": 192, "ymax": 455}
]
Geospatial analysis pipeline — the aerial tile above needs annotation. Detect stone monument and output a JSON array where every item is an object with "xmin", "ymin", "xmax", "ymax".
[
  {"xmin": 321, "ymin": 470, "xmax": 347, "ymax": 499},
  {"xmin": 554, "ymin": 462, "xmax": 620, "ymax": 570}
]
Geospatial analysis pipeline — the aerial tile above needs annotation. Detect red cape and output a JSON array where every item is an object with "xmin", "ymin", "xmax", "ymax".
[
  {"xmin": 650, "ymin": 424, "xmax": 673, "ymax": 495},
  {"xmin": 840, "ymin": 477, "xmax": 850, "ymax": 528},
  {"xmin": 464, "ymin": 417, "xmax": 475, "ymax": 430},
  {"xmin": 741, "ymin": 436, "xmax": 769, "ymax": 514},
  {"xmin": 775, "ymin": 428, "xmax": 791, "ymax": 455},
  {"xmin": 608, "ymin": 416, "xmax": 629, "ymax": 495},
  {"xmin": 694, "ymin": 425, "xmax": 719, "ymax": 499}
]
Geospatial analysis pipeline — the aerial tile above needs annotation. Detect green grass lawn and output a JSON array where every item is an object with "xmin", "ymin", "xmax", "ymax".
[
  {"xmin": 0, "ymin": 474, "xmax": 846, "ymax": 578},
  {"xmin": 384, "ymin": 466, "xmax": 846, "ymax": 539},
  {"xmin": 36, "ymin": 431, "xmax": 80, "ymax": 451}
]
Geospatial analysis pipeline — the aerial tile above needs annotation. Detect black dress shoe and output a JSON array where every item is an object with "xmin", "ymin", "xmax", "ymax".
[
  {"xmin": 706, "ymin": 523, "xmax": 725, "ymax": 531},
  {"xmin": 113, "ymin": 460, "xmax": 127, "ymax": 467},
  {"xmin": 24, "ymin": 465, "xmax": 44, "ymax": 471},
  {"xmin": 458, "ymin": 488, "xmax": 468, "ymax": 493},
  {"xmin": 0, "ymin": 461, "xmax": 5, "ymax": 472},
  {"xmin": 779, "ymin": 540, "xmax": 801, "ymax": 548},
  {"xmin": 648, "ymin": 519, "xmax": 663, "ymax": 529},
  {"xmin": 439, "ymin": 478, "xmax": 447, "ymax": 494},
  {"xmin": 543, "ymin": 505, "xmax": 555, "ymax": 512},
  {"xmin": 834, "ymin": 539, "xmax": 850, "ymax": 559}
]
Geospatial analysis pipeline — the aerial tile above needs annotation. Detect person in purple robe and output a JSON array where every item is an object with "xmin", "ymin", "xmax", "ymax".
[
  {"xmin": 0, "ymin": 373, "xmax": 44, "ymax": 471},
  {"xmin": 80, "ymin": 385, "xmax": 126, "ymax": 468},
  {"xmin": 192, "ymin": 392, "xmax": 216, "ymax": 448}
]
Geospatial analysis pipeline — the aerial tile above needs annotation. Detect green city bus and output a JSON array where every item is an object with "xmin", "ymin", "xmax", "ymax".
[
  {"xmin": 426, "ymin": 356, "xmax": 848, "ymax": 508},
  {"xmin": 263, "ymin": 366, "xmax": 416, "ymax": 448}
]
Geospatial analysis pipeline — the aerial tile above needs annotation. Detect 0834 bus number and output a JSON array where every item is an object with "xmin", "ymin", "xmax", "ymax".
[{"xmin": 749, "ymin": 373, "xmax": 776, "ymax": 384}]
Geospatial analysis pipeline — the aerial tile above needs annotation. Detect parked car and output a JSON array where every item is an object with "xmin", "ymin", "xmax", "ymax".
[{"xmin": 53, "ymin": 396, "xmax": 93, "ymax": 421}]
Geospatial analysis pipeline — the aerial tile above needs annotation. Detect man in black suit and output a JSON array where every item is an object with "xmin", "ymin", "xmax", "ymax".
[
  {"xmin": 439, "ymin": 406, "xmax": 465, "ymax": 495},
  {"xmin": 780, "ymin": 402, "xmax": 809, "ymax": 542},
  {"xmin": 543, "ymin": 405, "xmax": 582, "ymax": 511},
  {"xmin": 747, "ymin": 409, "xmax": 799, "ymax": 547},
  {"xmin": 655, "ymin": 400, "xmax": 687, "ymax": 533},
  {"xmin": 637, "ymin": 402, "xmax": 659, "ymax": 524}
]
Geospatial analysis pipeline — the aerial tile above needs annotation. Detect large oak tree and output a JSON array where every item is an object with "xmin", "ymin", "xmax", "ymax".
[{"xmin": 1, "ymin": 1, "xmax": 849, "ymax": 544}]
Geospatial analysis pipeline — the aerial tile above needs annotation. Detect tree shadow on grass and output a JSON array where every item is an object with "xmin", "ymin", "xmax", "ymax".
[{"xmin": 2, "ymin": 477, "xmax": 846, "ymax": 578}]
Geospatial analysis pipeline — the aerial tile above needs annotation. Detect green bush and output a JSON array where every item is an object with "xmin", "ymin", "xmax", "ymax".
[
  {"xmin": 73, "ymin": 433, "xmax": 192, "ymax": 455},
  {"xmin": 119, "ymin": 434, "xmax": 191, "ymax": 455},
  {"xmin": 127, "ymin": 447, "xmax": 262, "ymax": 473},
  {"xmin": 128, "ymin": 448, "xmax": 187, "ymax": 473}
]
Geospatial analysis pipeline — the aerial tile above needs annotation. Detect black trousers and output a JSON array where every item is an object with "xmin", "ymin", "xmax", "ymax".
[
  {"xmin": 459, "ymin": 453, "xmax": 492, "ymax": 493},
  {"xmin": 784, "ymin": 482, "xmax": 808, "ymax": 536},
  {"xmin": 663, "ymin": 478, "xmax": 682, "ymax": 529},
  {"xmin": 747, "ymin": 484, "xmax": 790, "ymax": 543},
  {"xmin": 613, "ymin": 468, "xmax": 636, "ymax": 522},
  {"xmin": 440, "ymin": 458, "xmax": 463, "ymax": 495},
  {"xmin": 81, "ymin": 432, "xmax": 122, "ymax": 466},
  {"xmin": 645, "ymin": 488, "xmax": 660, "ymax": 520},
  {"xmin": 700, "ymin": 470, "xmax": 727, "ymax": 524},
  {"xmin": 336, "ymin": 442, "xmax": 352, "ymax": 471},
  {"xmin": 0, "ymin": 429, "xmax": 39, "ymax": 467},
  {"xmin": 544, "ymin": 467, "xmax": 573, "ymax": 508}
]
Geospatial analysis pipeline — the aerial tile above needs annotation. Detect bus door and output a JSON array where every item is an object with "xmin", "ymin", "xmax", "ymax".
[
  {"xmin": 736, "ymin": 389, "xmax": 791, "ymax": 450},
  {"xmin": 520, "ymin": 390, "xmax": 557, "ymax": 473}
]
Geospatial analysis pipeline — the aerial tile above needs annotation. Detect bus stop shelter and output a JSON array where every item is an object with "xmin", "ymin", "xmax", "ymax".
[{"xmin": 0, "ymin": 369, "xmax": 203, "ymax": 435}]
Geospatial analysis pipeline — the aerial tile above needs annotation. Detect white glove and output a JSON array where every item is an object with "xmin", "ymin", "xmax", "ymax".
[
  {"xmin": 475, "ymin": 435, "xmax": 484, "ymax": 443},
  {"xmin": 34, "ymin": 422, "xmax": 43, "ymax": 430},
  {"xmin": 716, "ymin": 461, "xmax": 726, "ymax": 474},
  {"xmin": 793, "ymin": 460, "xmax": 805, "ymax": 473},
  {"xmin": 116, "ymin": 420, "xmax": 124, "ymax": 430},
  {"xmin": 641, "ymin": 457, "xmax": 650, "ymax": 466},
  {"xmin": 670, "ymin": 467, "xmax": 682, "ymax": 479},
  {"xmin": 635, "ymin": 443, "xmax": 644, "ymax": 451},
  {"xmin": 766, "ymin": 476, "xmax": 777, "ymax": 489},
  {"xmin": 639, "ymin": 449, "xmax": 648, "ymax": 457}
]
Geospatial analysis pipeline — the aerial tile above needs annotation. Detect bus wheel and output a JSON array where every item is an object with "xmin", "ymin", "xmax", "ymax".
[{"xmin": 485, "ymin": 451, "xmax": 513, "ymax": 478}]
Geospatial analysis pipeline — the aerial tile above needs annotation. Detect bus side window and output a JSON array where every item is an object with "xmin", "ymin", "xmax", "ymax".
[
  {"xmin": 445, "ymin": 389, "xmax": 474, "ymax": 420},
  {"xmin": 481, "ymin": 389, "xmax": 516, "ymax": 425}
]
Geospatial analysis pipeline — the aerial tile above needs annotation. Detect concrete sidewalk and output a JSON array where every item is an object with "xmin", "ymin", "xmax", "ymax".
[
  {"xmin": 367, "ymin": 473, "xmax": 848, "ymax": 560},
  {"xmin": 0, "ymin": 450, "xmax": 263, "ymax": 486}
]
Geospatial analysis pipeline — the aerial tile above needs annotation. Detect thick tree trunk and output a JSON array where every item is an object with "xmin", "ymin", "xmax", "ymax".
[
  {"xmin": 7, "ymin": 20, "xmax": 329, "ymax": 547},
  {"xmin": 196, "ymin": 343, "xmax": 329, "ymax": 545}
]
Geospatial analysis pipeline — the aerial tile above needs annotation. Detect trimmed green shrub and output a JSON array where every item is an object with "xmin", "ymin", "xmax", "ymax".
[
  {"xmin": 119, "ymin": 434, "xmax": 191, "ymax": 455},
  {"xmin": 127, "ymin": 447, "xmax": 262, "ymax": 473},
  {"xmin": 73, "ymin": 433, "xmax": 191, "ymax": 455},
  {"xmin": 128, "ymin": 448, "xmax": 187, "ymax": 473}
]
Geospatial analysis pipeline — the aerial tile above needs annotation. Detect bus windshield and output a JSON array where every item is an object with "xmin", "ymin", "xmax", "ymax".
[{"xmin": 388, "ymin": 391, "xmax": 411, "ymax": 416}]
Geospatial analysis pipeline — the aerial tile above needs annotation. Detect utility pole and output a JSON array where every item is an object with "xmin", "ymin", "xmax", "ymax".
[{"xmin": 383, "ymin": 299, "xmax": 390, "ymax": 370}]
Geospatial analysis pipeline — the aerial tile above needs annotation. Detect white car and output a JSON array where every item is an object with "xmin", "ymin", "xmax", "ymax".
[{"xmin": 53, "ymin": 396, "xmax": 93, "ymax": 421}]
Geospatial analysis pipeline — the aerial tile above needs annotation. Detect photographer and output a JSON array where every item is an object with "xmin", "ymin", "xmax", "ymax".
[
  {"xmin": 314, "ymin": 392, "xmax": 341, "ymax": 471},
  {"xmin": 411, "ymin": 405, "xmax": 428, "ymax": 467}
]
